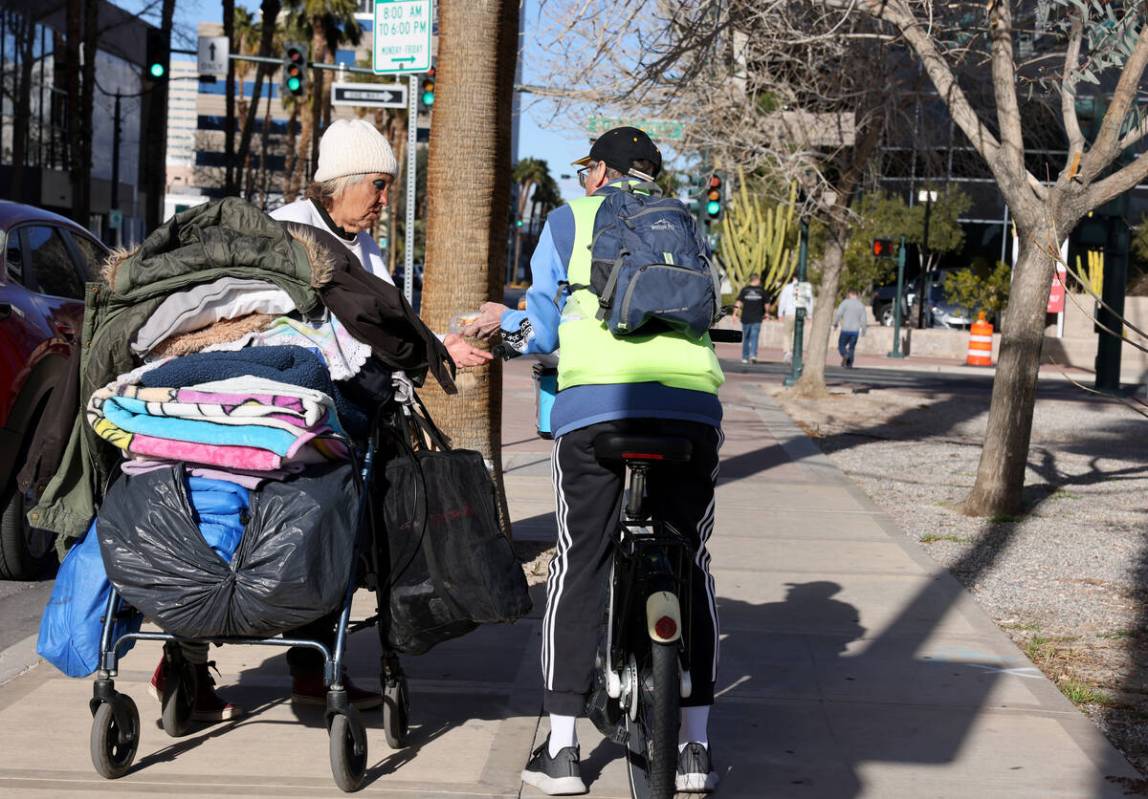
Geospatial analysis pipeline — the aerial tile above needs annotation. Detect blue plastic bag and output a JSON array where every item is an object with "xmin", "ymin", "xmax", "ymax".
[{"xmin": 36, "ymin": 521, "xmax": 141, "ymax": 678}]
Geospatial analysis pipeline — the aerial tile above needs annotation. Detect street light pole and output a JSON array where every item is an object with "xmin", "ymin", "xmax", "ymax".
[
  {"xmin": 888, "ymin": 235, "xmax": 907, "ymax": 358},
  {"xmin": 784, "ymin": 219, "xmax": 810, "ymax": 386}
]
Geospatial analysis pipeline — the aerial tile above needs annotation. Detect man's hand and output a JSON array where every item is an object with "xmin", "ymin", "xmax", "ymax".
[
  {"xmin": 462, "ymin": 302, "xmax": 512, "ymax": 339},
  {"xmin": 443, "ymin": 333, "xmax": 494, "ymax": 368}
]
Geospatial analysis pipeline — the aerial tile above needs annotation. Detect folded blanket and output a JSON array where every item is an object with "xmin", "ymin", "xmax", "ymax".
[
  {"xmin": 92, "ymin": 415, "xmax": 343, "ymax": 471},
  {"xmin": 90, "ymin": 384, "xmax": 338, "ymax": 433},
  {"xmin": 140, "ymin": 346, "xmax": 367, "ymax": 437},
  {"xmin": 132, "ymin": 278, "xmax": 297, "ymax": 357},
  {"xmin": 119, "ymin": 458, "xmax": 293, "ymax": 489},
  {"xmin": 200, "ymin": 315, "xmax": 372, "ymax": 381}
]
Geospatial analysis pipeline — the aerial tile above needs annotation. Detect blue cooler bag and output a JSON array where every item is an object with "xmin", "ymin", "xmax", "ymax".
[{"xmin": 37, "ymin": 521, "xmax": 141, "ymax": 678}]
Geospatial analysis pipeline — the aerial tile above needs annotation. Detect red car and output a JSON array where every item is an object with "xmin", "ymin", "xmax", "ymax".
[{"xmin": 0, "ymin": 201, "xmax": 108, "ymax": 579}]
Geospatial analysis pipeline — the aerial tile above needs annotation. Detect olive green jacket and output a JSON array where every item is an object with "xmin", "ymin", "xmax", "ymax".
[{"xmin": 31, "ymin": 198, "xmax": 327, "ymax": 550}]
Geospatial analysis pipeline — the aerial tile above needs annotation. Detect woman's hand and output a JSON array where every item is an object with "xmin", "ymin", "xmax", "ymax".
[
  {"xmin": 462, "ymin": 302, "xmax": 512, "ymax": 339},
  {"xmin": 443, "ymin": 333, "xmax": 494, "ymax": 368}
]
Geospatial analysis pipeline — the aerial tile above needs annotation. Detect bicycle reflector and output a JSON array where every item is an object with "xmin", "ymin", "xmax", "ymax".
[
  {"xmin": 871, "ymin": 239, "xmax": 896, "ymax": 258},
  {"xmin": 282, "ymin": 43, "xmax": 307, "ymax": 97},
  {"xmin": 654, "ymin": 616, "xmax": 678, "ymax": 640}
]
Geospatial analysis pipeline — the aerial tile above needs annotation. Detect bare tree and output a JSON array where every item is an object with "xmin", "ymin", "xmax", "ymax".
[
  {"xmin": 799, "ymin": 0, "xmax": 1148, "ymax": 515},
  {"xmin": 533, "ymin": 0, "xmax": 905, "ymax": 396}
]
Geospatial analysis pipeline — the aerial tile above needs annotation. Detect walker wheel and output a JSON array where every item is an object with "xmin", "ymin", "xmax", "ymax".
[
  {"xmin": 382, "ymin": 676, "xmax": 409, "ymax": 749},
  {"xmin": 90, "ymin": 695, "xmax": 140, "ymax": 779},
  {"xmin": 329, "ymin": 712, "xmax": 368, "ymax": 792}
]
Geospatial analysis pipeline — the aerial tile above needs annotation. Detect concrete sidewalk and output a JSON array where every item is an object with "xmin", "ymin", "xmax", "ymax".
[{"xmin": 0, "ymin": 361, "xmax": 1138, "ymax": 797}]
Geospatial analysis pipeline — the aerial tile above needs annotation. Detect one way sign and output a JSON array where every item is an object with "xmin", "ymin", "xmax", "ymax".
[
  {"xmin": 331, "ymin": 82, "xmax": 408, "ymax": 109},
  {"xmin": 197, "ymin": 35, "xmax": 229, "ymax": 77}
]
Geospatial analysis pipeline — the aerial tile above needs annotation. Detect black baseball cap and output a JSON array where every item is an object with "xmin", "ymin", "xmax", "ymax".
[{"xmin": 573, "ymin": 126, "xmax": 663, "ymax": 178}]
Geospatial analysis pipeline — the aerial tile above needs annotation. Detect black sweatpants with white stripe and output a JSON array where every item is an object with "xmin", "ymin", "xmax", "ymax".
[{"xmin": 542, "ymin": 418, "xmax": 722, "ymax": 717}]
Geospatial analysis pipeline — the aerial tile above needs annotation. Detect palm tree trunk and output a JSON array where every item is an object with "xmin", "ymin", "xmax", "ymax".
[
  {"xmin": 222, "ymin": 0, "xmax": 237, "ymax": 193},
  {"xmin": 420, "ymin": 0, "xmax": 519, "ymax": 535},
  {"xmin": 962, "ymin": 221, "xmax": 1058, "ymax": 517},
  {"xmin": 308, "ymin": 24, "xmax": 328, "ymax": 175},
  {"xmin": 236, "ymin": 0, "xmax": 280, "ymax": 200}
]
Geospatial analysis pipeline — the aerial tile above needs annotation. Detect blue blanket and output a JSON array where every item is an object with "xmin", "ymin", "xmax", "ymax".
[
  {"xmin": 102, "ymin": 396, "xmax": 310, "ymax": 457},
  {"xmin": 141, "ymin": 346, "xmax": 367, "ymax": 437}
]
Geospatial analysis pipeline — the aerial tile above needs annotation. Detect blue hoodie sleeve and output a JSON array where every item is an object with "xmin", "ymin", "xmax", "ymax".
[{"xmin": 499, "ymin": 204, "xmax": 575, "ymax": 355}]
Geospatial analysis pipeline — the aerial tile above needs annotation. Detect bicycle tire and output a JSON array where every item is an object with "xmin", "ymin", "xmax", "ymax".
[{"xmin": 626, "ymin": 642, "xmax": 679, "ymax": 799}]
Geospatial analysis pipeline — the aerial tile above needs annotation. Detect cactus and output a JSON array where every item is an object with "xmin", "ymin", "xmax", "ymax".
[
  {"xmin": 718, "ymin": 172, "xmax": 798, "ymax": 298},
  {"xmin": 1076, "ymin": 250, "xmax": 1103, "ymax": 296}
]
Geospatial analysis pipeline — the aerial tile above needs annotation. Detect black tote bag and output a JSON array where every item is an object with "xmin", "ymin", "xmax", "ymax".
[{"xmin": 378, "ymin": 396, "xmax": 532, "ymax": 654}]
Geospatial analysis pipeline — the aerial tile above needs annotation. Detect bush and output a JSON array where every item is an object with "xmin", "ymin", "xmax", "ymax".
[{"xmin": 943, "ymin": 262, "xmax": 1011, "ymax": 319}]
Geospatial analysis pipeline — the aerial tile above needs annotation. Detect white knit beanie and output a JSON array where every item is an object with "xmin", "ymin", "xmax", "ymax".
[{"xmin": 314, "ymin": 119, "xmax": 398, "ymax": 182}]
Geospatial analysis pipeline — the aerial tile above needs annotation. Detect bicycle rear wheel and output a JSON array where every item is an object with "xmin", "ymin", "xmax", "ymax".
[{"xmin": 625, "ymin": 641, "xmax": 679, "ymax": 799}]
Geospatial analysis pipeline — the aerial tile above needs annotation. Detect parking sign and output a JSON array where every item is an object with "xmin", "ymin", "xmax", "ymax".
[{"xmin": 373, "ymin": 0, "xmax": 433, "ymax": 74}]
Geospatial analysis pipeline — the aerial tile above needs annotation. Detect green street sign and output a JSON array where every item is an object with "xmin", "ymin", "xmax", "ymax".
[{"xmin": 586, "ymin": 116, "xmax": 684, "ymax": 142}]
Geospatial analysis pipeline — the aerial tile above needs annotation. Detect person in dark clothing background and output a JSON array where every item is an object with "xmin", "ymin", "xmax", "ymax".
[{"xmin": 734, "ymin": 273, "xmax": 767, "ymax": 364}]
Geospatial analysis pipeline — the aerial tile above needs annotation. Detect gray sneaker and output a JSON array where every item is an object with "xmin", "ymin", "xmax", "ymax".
[
  {"xmin": 521, "ymin": 737, "xmax": 587, "ymax": 795},
  {"xmin": 676, "ymin": 742, "xmax": 719, "ymax": 793}
]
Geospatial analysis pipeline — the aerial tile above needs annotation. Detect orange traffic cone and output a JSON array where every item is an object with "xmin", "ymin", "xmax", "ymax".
[{"xmin": 966, "ymin": 311, "xmax": 993, "ymax": 367}]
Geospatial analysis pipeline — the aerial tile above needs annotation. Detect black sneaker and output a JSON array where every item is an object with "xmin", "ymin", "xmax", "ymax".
[
  {"xmin": 520, "ymin": 737, "xmax": 587, "ymax": 795},
  {"xmin": 677, "ymin": 742, "xmax": 719, "ymax": 793}
]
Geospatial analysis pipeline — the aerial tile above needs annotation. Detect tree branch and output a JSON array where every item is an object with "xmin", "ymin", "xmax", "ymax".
[
  {"xmin": 1082, "ymin": 151, "xmax": 1148, "ymax": 210},
  {"xmin": 1079, "ymin": 21, "xmax": 1148, "ymax": 182},
  {"xmin": 988, "ymin": 0, "xmax": 1024, "ymax": 180},
  {"xmin": 1060, "ymin": 13, "xmax": 1085, "ymax": 165},
  {"xmin": 834, "ymin": 0, "xmax": 1045, "ymax": 207}
]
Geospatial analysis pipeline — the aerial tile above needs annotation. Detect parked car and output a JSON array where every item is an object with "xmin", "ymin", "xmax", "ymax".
[
  {"xmin": 0, "ymin": 201, "xmax": 108, "ymax": 579},
  {"xmin": 871, "ymin": 269, "xmax": 973, "ymax": 329}
]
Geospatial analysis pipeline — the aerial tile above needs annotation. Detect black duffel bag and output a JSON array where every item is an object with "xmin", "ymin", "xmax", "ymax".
[
  {"xmin": 98, "ymin": 463, "xmax": 358, "ymax": 639},
  {"xmin": 377, "ymin": 397, "xmax": 531, "ymax": 654}
]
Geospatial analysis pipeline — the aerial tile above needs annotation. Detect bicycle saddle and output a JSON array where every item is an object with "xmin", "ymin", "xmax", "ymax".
[{"xmin": 593, "ymin": 434, "xmax": 693, "ymax": 463}]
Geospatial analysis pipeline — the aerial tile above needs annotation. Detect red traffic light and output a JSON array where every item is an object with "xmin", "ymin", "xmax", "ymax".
[
  {"xmin": 871, "ymin": 239, "xmax": 896, "ymax": 258},
  {"xmin": 707, "ymin": 175, "xmax": 722, "ymax": 190}
]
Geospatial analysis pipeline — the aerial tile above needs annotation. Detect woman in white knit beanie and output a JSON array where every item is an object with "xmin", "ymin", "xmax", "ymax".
[
  {"xmin": 271, "ymin": 119, "xmax": 399, "ymax": 281},
  {"xmin": 271, "ymin": 119, "xmax": 489, "ymax": 369}
]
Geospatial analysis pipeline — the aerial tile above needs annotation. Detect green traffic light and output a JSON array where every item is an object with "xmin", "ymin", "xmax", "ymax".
[
  {"xmin": 421, "ymin": 91, "xmax": 435, "ymax": 106},
  {"xmin": 515, "ymin": 219, "xmax": 524, "ymax": 228},
  {"xmin": 706, "ymin": 200, "xmax": 721, "ymax": 215},
  {"xmin": 149, "ymin": 63, "xmax": 166, "ymax": 79},
  {"xmin": 287, "ymin": 77, "xmax": 301, "ymax": 92}
]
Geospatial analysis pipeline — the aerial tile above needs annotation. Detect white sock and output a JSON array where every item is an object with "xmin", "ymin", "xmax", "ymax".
[
  {"xmin": 548, "ymin": 714, "xmax": 578, "ymax": 758},
  {"xmin": 678, "ymin": 705, "xmax": 710, "ymax": 752}
]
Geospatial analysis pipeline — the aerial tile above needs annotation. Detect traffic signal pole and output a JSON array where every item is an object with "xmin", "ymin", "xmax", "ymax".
[
  {"xmin": 888, "ymin": 236, "xmax": 907, "ymax": 359},
  {"xmin": 783, "ymin": 220, "xmax": 810, "ymax": 387}
]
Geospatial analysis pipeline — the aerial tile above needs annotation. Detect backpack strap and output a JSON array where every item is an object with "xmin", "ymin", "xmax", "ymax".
[
  {"xmin": 554, "ymin": 280, "xmax": 592, "ymax": 304},
  {"xmin": 594, "ymin": 251, "xmax": 629, "ymax": 320}
]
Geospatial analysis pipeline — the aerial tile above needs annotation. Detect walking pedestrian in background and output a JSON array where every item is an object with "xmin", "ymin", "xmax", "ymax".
[
  {"xmin": 777, "ymin": 276, "xmax": 809, "ymax": 364},
  {"xmin": 833, "ymin": 289, "xmax": 868, "ymax": 368},
  {"xmin": 734, "ymin": 273, "xmax": 766, "ymax": 364}
]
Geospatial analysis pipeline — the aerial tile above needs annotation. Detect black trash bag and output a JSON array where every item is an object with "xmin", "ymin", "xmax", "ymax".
[
  {"xmin": 98, "ymin": 463, "xmax": 358, "ymax": 639},
  {"xmin": 378, "ymin": 399, "xmax": 531, "ymax": 655}
]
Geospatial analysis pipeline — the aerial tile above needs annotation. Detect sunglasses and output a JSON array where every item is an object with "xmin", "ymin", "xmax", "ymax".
[
  {"xmin": 371, "ymin": 178, "xmax": 389, "ymax": 191},
  {"xmin": 577, "ymin": 165, "xmax": 593, "ymax": 188}
]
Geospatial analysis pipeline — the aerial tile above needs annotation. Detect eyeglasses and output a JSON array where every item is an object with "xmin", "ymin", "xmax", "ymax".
[
  {"xmin": 372, "ymin": 178, "xmax": 389, "ymax": 191},
  {"xmin": 577, "ymin": 165, "xmax": 592, "ymax": 188}
]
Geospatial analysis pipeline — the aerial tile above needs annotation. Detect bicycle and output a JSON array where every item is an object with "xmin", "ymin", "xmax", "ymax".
[{"xmin": 584, "ymin": 432, "xmax": 698, "ymax": 799}]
